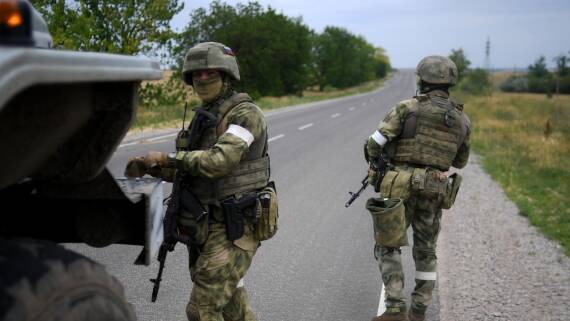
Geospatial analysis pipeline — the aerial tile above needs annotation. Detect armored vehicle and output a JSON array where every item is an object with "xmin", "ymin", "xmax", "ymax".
[{"xmin": 0, "ymin": 1, "xmax": 164, "ymax": 320}]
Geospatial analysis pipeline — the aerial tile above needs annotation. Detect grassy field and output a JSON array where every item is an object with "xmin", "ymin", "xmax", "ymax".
[
  {"xmin": 459, "ymin": 91, "xmax": 570, "ymax": 255},
  {"xmin": 130, "ymin": 76, "xmax": 389, "ymax": 131}
]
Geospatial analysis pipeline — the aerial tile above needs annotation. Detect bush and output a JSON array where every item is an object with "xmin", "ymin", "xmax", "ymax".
[
  {"xmin": 139, "ymin": 72, "xmax": 186, "ymax": 109},
  {"xmin": 458, "ymin": 68, "xmax": 492, "ymax": 95},
  {"xmin": 528, "ymin": 76, "xmax": 554, "ymax": 94},
  {"xmin": 500, "ymin": 76, "xmax": 529, "ymax": 93},
  {"xmin": 559, "ymin": 76, "xmax": 570, "ymax": 94}
]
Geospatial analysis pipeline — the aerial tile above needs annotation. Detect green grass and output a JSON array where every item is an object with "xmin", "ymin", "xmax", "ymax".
[
  {"xmin": 458, "ymin": 91, "xmax": 570, "ymax": 256},
  {"xmin": 130, "ymin": 76, "xmax": 390, "ymax": 131}
]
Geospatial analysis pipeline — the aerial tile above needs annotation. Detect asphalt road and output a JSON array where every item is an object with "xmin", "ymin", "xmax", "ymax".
[{"xmin": 68, "ymin": 70, "xmax": 441, "ymax": 321}]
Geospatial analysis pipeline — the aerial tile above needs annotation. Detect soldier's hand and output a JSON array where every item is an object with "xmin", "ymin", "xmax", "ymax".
[
  {"xmin": 368, "ymin": 167, "xmax": 381, "ymax": 192},
  {"xmin": 143, "ymin": 151, "xmax": 168, "ymax": 168},
  {"xmin": 125, "ymin": 157, "xmax": 147, "ymax": 178}
]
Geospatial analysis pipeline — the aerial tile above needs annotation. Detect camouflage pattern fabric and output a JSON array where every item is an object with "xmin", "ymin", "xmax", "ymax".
[
  {"xmin": 367, "ymin": 90, "xmax": 470, "ymax": 170},
  {"xmin": 186, "ymin": 220, "xmax": 258, "ymax": 321},
  {"xmin": 375, "ymin": 194, "xmax": 442, "ymax": 314},
  {"xmin": 416, "ymin": 56, "xmax": 458, "ymax": 85},
  {"xmin": 183, "ymin": 42, "xmax": 241, "ymax": 83},
  {"xmin": 366, "ymin": 197, "xmax": 408, "ymax": 247},
  {"xmin": 174, "ymin": 99, "xmax": 266, "ymax": 180}
]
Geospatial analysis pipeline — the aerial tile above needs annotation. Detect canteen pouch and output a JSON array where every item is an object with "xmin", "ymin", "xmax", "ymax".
[
  {"xmin": 366, "ymin": 197, "xmax": 408, "ymax": 247},
  {"xmin": 441, "ymin": 173, "xmax": 462, "ymax": 209},
  {"xmin": 254, "ymin": 181, "xmax": 279, "ymax": 241},
  {"xmin": 379, "ymin": 169, "xmax": 413, "ymax": 200}
]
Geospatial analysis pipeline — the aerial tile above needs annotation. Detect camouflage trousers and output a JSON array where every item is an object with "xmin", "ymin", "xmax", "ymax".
[
  {"xmin": 375, "ymin": 194, "xmax": 442, "ymax": 314},
  {"xmin": 186, "ymin": 221, "xmax": 259, "ymax": 321}
]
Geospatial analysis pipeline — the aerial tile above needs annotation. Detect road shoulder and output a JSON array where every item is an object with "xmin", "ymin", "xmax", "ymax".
[{"xmin": 438, "ymin": 154, "xmax": 570, "ymax": 321}]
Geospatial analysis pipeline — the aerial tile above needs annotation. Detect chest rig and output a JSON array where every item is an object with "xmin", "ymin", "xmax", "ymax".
[
  {"xmin": 176, "ymin": 93, "xmax": 270, "ymax": 205},
  {"xmin": 393, "ymin": 94, "xmax": 468, "ymax": 171}
]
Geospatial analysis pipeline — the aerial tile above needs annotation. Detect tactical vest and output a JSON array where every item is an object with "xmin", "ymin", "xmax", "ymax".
[
  {"xmin": 393, "ymin": 94, "xmax": 468, "ymax": 171},
  {"xmin": 181, "ymin": 93, "xmax": 270, "ymax": 205}
]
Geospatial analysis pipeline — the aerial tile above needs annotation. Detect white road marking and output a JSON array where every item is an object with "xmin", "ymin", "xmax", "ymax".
[
  {"xmin": 331, "ymin": 113, "xmax": 341, "ymax": 118},
  {"xmin": 349, "ymin": 107, "xmax": 356, "ymax": 111},
  {"xmin": 377, "ymin": 283, "xmax": 386, "ymax": 316},
  {"xmin": 118, "ymin": 142, "xmax": 137, "ymax": 148},
  {"xmin": 147, "ymin": 133, "xmax": 177, "ymax": 142},
  {"xmin": 145, "ymin": 139, "xmax": 169, "ymax": 144},
  {"xmin": 268, "ymin": 134, "xmax": 285, "ymax": 142},
  {"xmin": 119, "ymin": 132, "xmax": 177, "ymax": 149},
  {"xmin": 298, "ymin": 123, "xmax": 314, "ymax": 130}
]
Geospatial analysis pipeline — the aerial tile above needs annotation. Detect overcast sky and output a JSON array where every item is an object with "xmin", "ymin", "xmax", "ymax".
[{"xmin": 171, "ymin": 0, "xmax": 570, "ymax": 69}]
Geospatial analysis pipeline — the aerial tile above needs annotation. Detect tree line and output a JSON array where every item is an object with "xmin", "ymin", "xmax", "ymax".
[
  {"xmin": 32, "ymin": 0, "xmax": 391, "ymax": 102},
  {"xmin": 501, "ymin": 53, "xmax": 570, "ymax": 94}
]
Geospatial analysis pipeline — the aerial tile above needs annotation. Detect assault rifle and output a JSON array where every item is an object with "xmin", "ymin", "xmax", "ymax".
[
  {"xmin": 150, "ymin": 102, "xmax": 208, "ymax": 302},
  {"xmin": 150, "ymin": 173, "xmax": 207, "ymax": 302},
  {"xmin": 345, "ymin": 140, "xmax": 393, "ymax": 208}
]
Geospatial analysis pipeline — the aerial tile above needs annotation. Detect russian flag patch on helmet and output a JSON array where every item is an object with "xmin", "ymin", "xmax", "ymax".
[{"xmin": 223, "ymin": 46, "xmax": 235, "ymax": 56}]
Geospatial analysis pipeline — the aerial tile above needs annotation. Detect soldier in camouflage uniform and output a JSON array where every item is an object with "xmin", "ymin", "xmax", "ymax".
[
  {"xmin": 126, "ymin": 42, "xmax": 269, "ymax": 321},
  {"xmin": 367, "ymin": 56, "xmax": 471, "ymax": 321}
]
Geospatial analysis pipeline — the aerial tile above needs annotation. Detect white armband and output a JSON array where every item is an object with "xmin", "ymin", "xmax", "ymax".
[
  {"xmin": 225, "ymin": 124, "xmax": 254, "ymax": 147},
  {"xmin": 370, "ymin": 130, "xmax": 388, "ymax": 146}
]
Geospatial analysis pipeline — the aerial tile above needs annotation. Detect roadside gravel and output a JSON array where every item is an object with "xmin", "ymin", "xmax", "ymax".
[{"xmin": 438, "ymin": 154, "xmax": 570, "ymax": 321}]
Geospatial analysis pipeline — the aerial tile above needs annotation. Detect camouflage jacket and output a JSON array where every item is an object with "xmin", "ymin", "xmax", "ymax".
[{"xmin": 172, "ymin": 93, "xmax": 267, "ymax": 179}]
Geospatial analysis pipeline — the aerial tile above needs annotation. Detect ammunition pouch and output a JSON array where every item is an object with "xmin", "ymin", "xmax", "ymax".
[
  {"xmin": 379, "ymin": 169, "xmax": 413, "ymax": 200},
  {"xmin": 178, "ymin": 188, "xmax": 209, "ymax": 245},
  {"xmin": 366, "ymin": 197, "xmax": 408, "ymax": 247},
  {"xmin": 254, "ymin": 181, "xmax": 279, "ymax": 241},
  {"xmin": 410, "ymin": 168, "xmax": 463, "ymax": 209}
]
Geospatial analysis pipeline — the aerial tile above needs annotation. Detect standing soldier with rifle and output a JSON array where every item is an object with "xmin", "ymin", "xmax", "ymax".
[
  {"xmin": 365, "ymin": 56, "xmax": 471, "ymax": 321},
  {"xmin": 125, "ymin": 42, "xmax": 277, "ymax": 321}
]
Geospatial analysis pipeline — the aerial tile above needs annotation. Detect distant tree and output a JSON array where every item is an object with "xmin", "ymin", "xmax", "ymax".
[
  {"xmin": 175, "ymin": 1, "xmax": 312, "ymax": 96},
  {"xmin": 374, "ymin": 47, "xmax": 391, "ymax": 79},
  {"xmin": 554, "ymin": 54, "xmax": 569, "ymax": 77},
  {"xmin": 526, "ymin": 56, "xmax": 552, "ymax": 93},
  {"xmin": 528, "ymin": 56, "xmax": 550, "ymax": 78},
  {"xmin": 312, "ymin": 26, "xmax": 378, "ymax": 91},
  {"xmin": 448, "ymin": 48, "xmax": 471, "ymax": 81},
  {"xmin": 31, "ymin": 0, "xmax": 183, "ymax": 59}
]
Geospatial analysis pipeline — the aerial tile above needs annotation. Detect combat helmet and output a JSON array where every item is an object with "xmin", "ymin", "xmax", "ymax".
[
  {"xmin": 182, "ymin": 42, "xmax": 240, "ymax": 84},
  {"xmin": 416, "ymin": 55, "xmax": 458, "ymax": 86}
]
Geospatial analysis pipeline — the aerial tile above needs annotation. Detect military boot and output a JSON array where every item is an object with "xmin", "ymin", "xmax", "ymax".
[
  {"xmin": 371, "ymin": 307, "xmax": 408, "ymax": 321},
  {"xmin": 407, "ymin": 310, "xmax": 425, "ymax": 321}
]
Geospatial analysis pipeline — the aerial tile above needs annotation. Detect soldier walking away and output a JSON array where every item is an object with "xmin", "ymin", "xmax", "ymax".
[
  {"xmin": 125, "ymin": 42, "xmax": 277, "ymax": 321},
  {"xmin": 366, "ymin": 56, "xmax": 471, "ymax": 321}
]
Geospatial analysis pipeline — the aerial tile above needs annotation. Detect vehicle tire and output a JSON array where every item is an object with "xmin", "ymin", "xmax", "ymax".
[{"xmin": 0, "ymin": 239, "xmax": 136, "ymax": 321}]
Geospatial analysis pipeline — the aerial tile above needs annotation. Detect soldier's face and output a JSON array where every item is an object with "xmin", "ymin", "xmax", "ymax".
[
  {"xmin": 192, "ymin": 69, "xmax": 223, "ymax": 102},
  {"xmin": 192, "ymin": 69, "xmax": 221, "ymax": 81}
]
